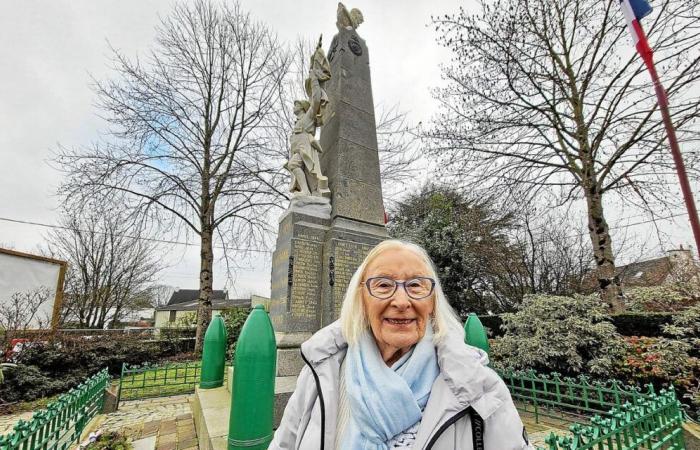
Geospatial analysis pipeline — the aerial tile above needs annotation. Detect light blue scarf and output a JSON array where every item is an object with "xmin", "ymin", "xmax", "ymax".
[{"xmin": 342, "ymin": 323, "xmax": 440, "ymax": 449}]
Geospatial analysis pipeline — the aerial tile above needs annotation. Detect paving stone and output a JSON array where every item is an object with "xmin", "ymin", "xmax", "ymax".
[
  {"xmin": 178, "ymin": 431, "xmax": 197, "ymax": 442},
  {"xmin": 159, "ymin": 433, "xmax": 177, "ymax": 444},
  {"xmin": 177, "ymin": 439, "xmax": 198, "ymax": 450},
  {"xmin": 143, "ymin": 421, "xmax": 160, "ymax": 435},
  {"xmin": 99, "ymin": 394, "xmax": 197, "ymax": 449},
  {"xmin": 132, "ymin": 436, "xmax": 157, "ymax": 450}
]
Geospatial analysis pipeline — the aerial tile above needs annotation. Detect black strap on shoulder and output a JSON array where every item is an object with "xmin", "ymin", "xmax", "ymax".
[
  {"xmin": 425, "ymin": 406, "xmax": 486, "ymax": 450},
  {"xmin": 468, "ymin": 406, "xmax": 485, "ymax": 450}
]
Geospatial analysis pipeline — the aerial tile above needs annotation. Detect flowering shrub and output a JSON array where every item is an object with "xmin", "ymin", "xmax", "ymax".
[
  {"xmin": 615, "ymin": 334, "xmax": 700, "ymax": 419},
  {"xmin": 616, "ymin": 336, "xmax": 698, "ymax": 389},
  {"xmin": 490, "ymin": 294, "xmax": 626, "ymax": 376}
]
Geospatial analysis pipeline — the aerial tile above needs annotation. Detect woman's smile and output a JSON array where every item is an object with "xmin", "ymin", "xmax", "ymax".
[{"xmin": 383, "ymin": 317, "xmax": 417, "ymax": 327}]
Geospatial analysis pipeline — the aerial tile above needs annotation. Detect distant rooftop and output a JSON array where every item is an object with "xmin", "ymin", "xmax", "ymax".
[
  {"xmin": 165, "ymin": 289, "xmax": 227, "ymax": 306},
  {"xmin": 156, "ymin": 297, "xmax": 251, "ymax": 311},
  {"xmin": 616, "ymin": 247, "xmax": 696, "ymax": 288}
]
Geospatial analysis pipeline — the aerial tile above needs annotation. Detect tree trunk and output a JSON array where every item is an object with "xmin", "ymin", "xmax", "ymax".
[
  {"xmin": 111, "ymin": 305, "xmax": 122, "ymax": 328},
  {"xmin": 585, "ymin": 186, "xmax": 624, "ymax": 311},
  {"xmin": 194, "ymin": 225, "xmax": 214, "ymax": 354}
]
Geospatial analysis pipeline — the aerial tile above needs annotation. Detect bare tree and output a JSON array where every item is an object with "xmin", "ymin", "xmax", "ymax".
[
  {"xmin": 148, "ymin": 284, "xmax": 176, "ymax": 308},
  {"xmin": 45, "ymin": 205, "xmax": 163, "ymax": 329},
  {"xmin": 0, "ymin": 287, "xmax": 52, "ymax": 336},
  {"xmin": 512, "ymin": 209, "xmax": 593, "ymax": 296},
  {"xmin": 429, "ymin": 0, "xmax": 700, "ymax": 308},
  {"xmin": 56, "ymin": 0, "xmax": 291, "ymax": 350}
]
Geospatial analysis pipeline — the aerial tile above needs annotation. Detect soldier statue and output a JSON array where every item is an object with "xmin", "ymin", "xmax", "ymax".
[{"xmin": 285, "ymin": 36, "xmax": 332, "ymax": 198}]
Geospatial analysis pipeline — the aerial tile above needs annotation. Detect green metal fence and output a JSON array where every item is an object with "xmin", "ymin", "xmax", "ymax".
[
  {"xmin": 542, "ymin": 390, "xmax": 685, "ymax": 450},
  {"xmin": 498, "ymin": 369, "xmax": 655, "ymax": 423},
  {"xmin": 497, "ymin": 369, "xmax": 686, "ymax": 450},
  {"xmin": 0, "ymin": 368, "xmax": 109, "ymax": 450},
  {"xmin": 117, "ymin": 361, "xmax": 202, "ymax": 404}
]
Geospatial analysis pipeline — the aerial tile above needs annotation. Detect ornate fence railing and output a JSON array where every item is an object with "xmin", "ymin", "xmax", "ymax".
[
  {"xmin": 543, "ymin": 390, "xmax": 685, "ymax": 450},
  {"xmin": 498, "ymin": 369, "xmax": 655, "ymax": 423},
  {"xmin": 0, "ymin": 368, "xmax": 109, "ymax": 450},
  {"xmin": 497, "ymin": 369, "xmax": 686, "ymax": 450},
  {"xmin": 117, "ymin": 361, "xmax": 202, "ymax": 404}
]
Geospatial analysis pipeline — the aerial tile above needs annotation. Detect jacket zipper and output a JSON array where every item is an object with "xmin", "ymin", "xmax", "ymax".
[
  {"xmin": 424, "ymin": 408, "xmax": 470, "ymax": 450},
  {"xmin": 300, "ymin": 349, "xmax": 326, "ymax": 450}
]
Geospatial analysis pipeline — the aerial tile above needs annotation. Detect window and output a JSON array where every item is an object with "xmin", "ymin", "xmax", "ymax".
[{"xmin": 169, "ymin": 310, "xmax": 176, "ymax": 322}]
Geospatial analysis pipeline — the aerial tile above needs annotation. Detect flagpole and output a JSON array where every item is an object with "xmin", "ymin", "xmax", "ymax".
[{"xmin": 635, "ymin": 26, "xmax": 700, "ymax": 255}]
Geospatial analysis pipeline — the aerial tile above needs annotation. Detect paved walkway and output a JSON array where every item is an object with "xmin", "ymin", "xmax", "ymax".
[
  {"xmin": 0, "ymin": 411, "xmax": 34, "ymax": 435},
  {"xmin": 102, "ymin": 395, "xmax": 198, "ymax": 450},
  {"xmin": 518, "ymin": 404, "xmax": 577, "ymax": 448}
]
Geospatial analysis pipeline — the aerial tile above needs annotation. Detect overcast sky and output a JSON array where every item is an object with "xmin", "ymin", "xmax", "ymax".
[{"xmin": 0, "ymin": 0, "xmax": 695, "ymax": 298}]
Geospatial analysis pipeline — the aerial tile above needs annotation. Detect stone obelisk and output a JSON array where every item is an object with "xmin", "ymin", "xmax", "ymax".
[{"xmin": 268, "ymin": 3, "xmax": 387, "ymax": 423}]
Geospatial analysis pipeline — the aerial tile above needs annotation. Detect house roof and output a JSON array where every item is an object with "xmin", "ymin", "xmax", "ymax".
[
  {"xmin": 156, "ymin": 297, "xmax": 251, "ymax": 311},
  {"xmin": 581, "ymin": 248, "xmax": 698, "ymax": 292},
  {"xmin": 616, "ymin": 256, "xmax": 673, "ymax": 287},
  {"xmin": 165, "ymin": 289, "xmax": 227, "ymax": 306}
]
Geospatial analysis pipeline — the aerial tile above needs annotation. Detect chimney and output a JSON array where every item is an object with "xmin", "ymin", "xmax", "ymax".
[{"xmin": 667, "ymin": 245, "xmax": 692, "ymax": 262}]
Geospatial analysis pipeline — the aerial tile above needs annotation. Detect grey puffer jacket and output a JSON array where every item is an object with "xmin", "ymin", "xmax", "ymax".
[{"xmin": 269, "ymin": 321, "xmax": 532, "ymax": 450}]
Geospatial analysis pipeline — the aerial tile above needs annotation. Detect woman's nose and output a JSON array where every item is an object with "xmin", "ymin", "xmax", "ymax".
[{"xmin": 390, "ymin": 287, "xmax": 412, "ymax": 310}]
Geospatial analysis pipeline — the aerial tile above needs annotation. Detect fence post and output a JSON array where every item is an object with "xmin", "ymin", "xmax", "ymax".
[
  {"xmin": 464, "ymin": 313, "xmax": 490, "ymax": 355},
  {"xmin": 200, "ymin": 315, "xmax": 228, "ymax": 389},
  {"xmin": 228, "ymin": 305, "xmax": 277, "ymax": 450},
  {"xmin": 115, "ymin": 363, "xmax": 126, "ymax": 409}
]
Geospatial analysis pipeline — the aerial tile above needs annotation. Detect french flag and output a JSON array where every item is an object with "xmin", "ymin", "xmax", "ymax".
[{"xmin": 620, "ymin": 0, "xmax": 654, "ymax": 58}]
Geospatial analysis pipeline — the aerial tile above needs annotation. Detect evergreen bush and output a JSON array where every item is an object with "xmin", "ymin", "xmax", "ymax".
[
  {"xmin": 491, "ymin": 294, "xmax": 626, "ymax": 376},
  {"xmin": 1, "ymin": 333, "xmax": 193, "ymax": 404}
]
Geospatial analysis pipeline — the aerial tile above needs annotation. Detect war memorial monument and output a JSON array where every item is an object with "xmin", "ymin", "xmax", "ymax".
[
  {"xmin": 192, "ymin": 6, "xmax": 388, "ymax": 444},
  {"xmin": 269, "ymin": 3, "xmax": 388, "ymax": 393}
]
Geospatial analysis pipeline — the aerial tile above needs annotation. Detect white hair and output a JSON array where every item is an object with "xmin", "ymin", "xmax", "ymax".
[{"xmin": 339, "ymin": 239, "xmax": 463, "ymax": 345}]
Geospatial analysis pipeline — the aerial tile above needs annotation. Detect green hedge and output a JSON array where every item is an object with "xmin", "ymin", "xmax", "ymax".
[
  {"xmin": 2, "ymin": 333, "xmax": 193, "ymax": 404},
  {"xmin": 609, "ymin": 312, "xmax": 673, "ymax": 337},
  {"xmin": 477, "ymin": 312, "xmax": 674, "ymax": 338},
  {"xmin": 478, "ymin": 315, "xmax": 504, "ymax": 337}
]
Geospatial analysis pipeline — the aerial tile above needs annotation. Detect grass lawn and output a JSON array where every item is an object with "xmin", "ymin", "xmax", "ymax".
[
  {"xmin": 117, "ymin": 363, "xmax": 202, "ymax": 400},
  {"xmin": 0, "ymin": 395, "xmax": 59, "ymax": 416}
]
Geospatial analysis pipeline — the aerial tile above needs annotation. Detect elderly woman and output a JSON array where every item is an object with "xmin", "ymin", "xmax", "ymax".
[{"xmin": 270, "ymin": 240, "xmax": 531, "ymax": 450}]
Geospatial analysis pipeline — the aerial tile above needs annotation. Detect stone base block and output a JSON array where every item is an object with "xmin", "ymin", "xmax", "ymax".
[
  {"xmin": 277, "ymin": 348, "xmax": 305, "ymax": 377},
  {"xmin": 684, "ymin": 421, "xmax": 700, "ymax": 450},
  {"xmin": 273, "ymin": 375, "xmax": 298, "ymax": 428},
  {"xmin": 221, "ymin": 367, "xmax": 298, "ymax": 430},
  {"xmin": 102, "ymin": 385, "xmax": 118, "ymax": 413},
  {"xmin": 192, "ymin": 386, "xmax": 229, "ymax": 450}
]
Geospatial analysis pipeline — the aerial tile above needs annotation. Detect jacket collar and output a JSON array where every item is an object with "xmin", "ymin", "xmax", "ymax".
[
  {"xmin": 299, "ymin": 321, "xmax": 505, "ymax": 449},
  {"xmin": 299, "ymin": 321, "xmax": 502, "ymax": 416},
  {"xmin": 434, "ymin": 326, "xmax": 499, "ymax": 409},
  {"xmin": 300, "ymin": 321, "xmax": 347, "ymax": 365}
]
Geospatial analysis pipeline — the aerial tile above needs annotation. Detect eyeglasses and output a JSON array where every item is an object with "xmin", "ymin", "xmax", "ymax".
[{"xmin": 363, "ymin": 276, "xmax": 436, "ymax": 300}]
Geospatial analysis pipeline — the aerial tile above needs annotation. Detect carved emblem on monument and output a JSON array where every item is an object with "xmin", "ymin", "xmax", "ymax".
[
  {"xmin": 284, "ymin": 36, "xmax": 332, "ymax": 199},
  {"xmin": 348, "ymin": 36, "xmax": 363, "ymax": 56}
]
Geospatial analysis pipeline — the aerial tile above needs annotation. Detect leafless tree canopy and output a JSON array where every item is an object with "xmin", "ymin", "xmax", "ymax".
[
  {"xmin": 46, "ymin": 206, "xmax": 162, "ymax": 329},
  {"xmin": 55, "ymin": 0, "xmax": 291, "ymax": 349},
  {"xmin": 148, "ymin": 284, "xmax": 176, "ymax": 309},
  {"xmin": 429, "ymin": 0, "xmax": 700, "ymax": 306},
  {"xmin": 0, "ymin": 287, "xmax": 52, "ymax": 333},
  {"xmin": 511, "ymin": 209, "xmax": 593, "ymax": 296}
]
